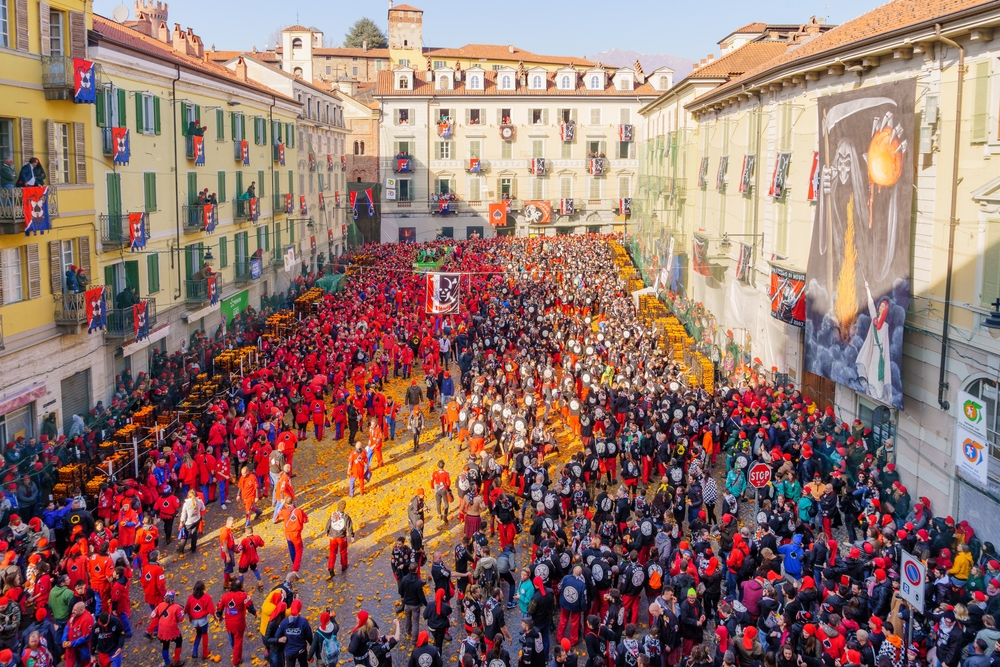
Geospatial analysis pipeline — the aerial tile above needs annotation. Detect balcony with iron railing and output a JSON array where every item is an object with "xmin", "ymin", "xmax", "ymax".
[
  {"xmin": 182, "ymin": 204, "xmax": 218, "ymax": 233},
  {"xmin": 272, "ymin": 144, "xmax": 284, "ymax": 162},
  {"xmin": 234, "ymin": 258, "xmax": 262, "ymax": 284},
  {"xmin": 234, "ymin": 141, "xmax": 245, "ymax": 162},
  {"xmin": 42, "ymin": 56, "xmax": 101, "ymax": 101},
  {"xmin": 0, "ymin": 187, "xmax": 61, "ymax": 234},
  {"xmin": 233, "ymin": 199, "xmax": 257, "ymax": 222},
  {"xmin": 272, "ymin": 194, "xmax": 289, "ymax": 215},
  {"xmin": 100, "ymin": 212, "xmax": 149, "ymax": 247},
  {"xmin": 185, "ymin": 274, "xmax": 225, "ymax": 305},
  {"xmin": 54, "ymin": 287, "xmax": 107, "ymax": 329},
  {"xmin": 105, "ymin": 299, "xmax": 157, "ymax": 340}
]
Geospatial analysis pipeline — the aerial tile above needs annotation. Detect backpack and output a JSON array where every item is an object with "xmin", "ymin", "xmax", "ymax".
[
  {"xmin": 479, "ymin": 562, "xmax": 499, "ymax": 590},
  {"xmin": 808, "ymin": 501, "xmax": 818, "ymax": 518},
  {"xmin": 319, "ymin": 630, "xmax": 341, "ymax": 667}
]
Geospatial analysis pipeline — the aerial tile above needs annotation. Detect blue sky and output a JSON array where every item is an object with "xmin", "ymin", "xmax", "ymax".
[{"xmin": 96, "ymin": 0, "xmax": 884, "ymax": 61}]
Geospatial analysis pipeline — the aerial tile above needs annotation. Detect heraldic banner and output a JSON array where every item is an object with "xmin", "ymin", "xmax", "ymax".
[{"xmin": 804, "ymin": 78, "xmax": 915, "ymax": 410}]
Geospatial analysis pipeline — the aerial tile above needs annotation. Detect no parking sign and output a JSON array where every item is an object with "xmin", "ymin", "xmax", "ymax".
[{"xmin": 900, "ymin": 550, "xmax": 925, "ymax": 613}]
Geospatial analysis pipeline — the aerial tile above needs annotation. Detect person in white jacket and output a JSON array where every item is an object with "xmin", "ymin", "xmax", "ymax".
[{"xmin": 176, "ymin": 490, "xmax": 205, "ymax": 554}]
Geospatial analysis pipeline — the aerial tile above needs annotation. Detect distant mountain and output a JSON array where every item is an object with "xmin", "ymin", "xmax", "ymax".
[{"xmin": 588, "ymin": 49, "xmax": 694, "ymax": 79}]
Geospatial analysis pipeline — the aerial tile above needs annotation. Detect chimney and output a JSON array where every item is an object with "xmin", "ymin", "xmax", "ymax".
[
  {"xmin": 186, "ymin": 27, "xmax": 204, "ymax": 58},
  {"xmin": 706, "ymin": 53, "xmax": 714, "ymax": 61},
  {"xmin": 362, "ymin": 40, "xmax": 368, "ymax": 53},
  {"xmin": 769, "ymin": 30, "xmax": 781, "ymax": 39},
  {"xmin": 156, "ymin": 20, "xmax": 170, "ymax": 43},
  {"xmin": 424, "ymin": 60, "xmax": 433, "ymax": 82},
  {"xmin": 508, "ymin": 45, "xmax": 514, "ymax": 54},
  {"xmin": 235, "ymin": 56, "xmax": 248, "ymax": 82},
  {"xmin": 634, "ymin": 58, "xmax": 645, "ymax": 84},
  {"xmin": 133, "ymin": 13, "xmax": 153, "ymax": 37}
]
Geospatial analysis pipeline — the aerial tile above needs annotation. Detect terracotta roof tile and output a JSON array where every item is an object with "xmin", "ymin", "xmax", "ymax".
[
  {"xmin": 283, "ymin": 25, "xmax": 310, "ymax": 32},
  {"xmin": 207, "ymin": 49, "xmax": 280, "ymax": 63},
  {"xmin": 313, "ymin": 47, "xmax": 391, "ymax": 58},
  {"xmin": 688, "ymin": 41, "xmax": 790, "ymax": 79},
  {"xmin": 390, "ymin": 4, "xmax": 423, "ymax": 11},
  {"xmin": 422, "ymin": 44, "xmax": 595, "ymax": 67},
  {"xmin": 375, "ymin": 70, "xmax": 657, "ymax": 97},
  {"xmin": 93, "ymin": 16, "xmax": 297, "ymax": 103},
  {"xmin": 732, "ymin": 22, "xmax": 768, "ymax": 34},
  {"xmin": 695, "ymin": 0, "xmax": 994, "ymax": 106}
]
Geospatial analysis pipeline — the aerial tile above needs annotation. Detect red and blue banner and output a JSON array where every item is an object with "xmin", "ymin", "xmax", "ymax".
[
  {"xmin": 202, "ymin": 204, "xmax": 216, "ymax": 232},
  {"xmin": 22, "ymin": 186, "xmax": 50, "ymax": 236},
  {"xmin": 349, "ymin": 190, "xmax": 358, "ymax": 220},
  {"xmin": 335, "ymin": 191, "xmax": 340, "ymax": 207},
  {"xmin": 240, "ymin": 140, "xmax": 249, "ymax": 166},
  {"xmin": 365, "ymin": 188, "xmax": 375, "ymax": 216},
  {"xmin": 438, "ymin": 120, "xmax": 452, "ymax": 138},
  {"xmin": 73, "ymin": 58, "xmax": 96, "ymax": 104},
  {"xmin": 308, "ymin": 153, "xmax": 316, "ymax": 172},
  {"xmin": 300, "ymin": 195, "xmax": 307, "ymax": 214},
  {"xmin": 277, "ymin": 143, "xmax": 285, "ymax": 166},
  {"xmin": 396, "ymin": 157, "xmax": 411, "ymax": 173},
  {"xmin": 85, "ymin": 287, "xmax": 106, "ymax": 332},
  {"xmin": 207, "ymin": 274, "xmax": 219, "ymax": 305},
  {"xmin": 193, "ymin": 135, "xmax": 205, "ymax": 166},
  {"xmin": 327, "ymin": 154, "xmax": 334, "ymax": 171},
  {"xmin": 111, "ymin": 127, "xmax": 130, "ymax": 166},
  {"xmin": 248, "ymin": 197, "xmax": 259, "ymax": 222},
  {"xmin": 133, "ymin": 300, "xmax": 149, "ymax": 341},
  {"xmin": 319, "ymin": 193, "xmax": 325, "ymax": 211},
  {"xmin": 284, "ymin": 193, "xmax": 293, "ymax": 214},
  {"xmin": 129, "ymin": 212, "xmax": 146, "ymax": 250},
  {"xmin": 341, "ymin": 155, "xmax": 346, "ymax": 171},
  {"xmin": 619, "ymin": 124, "xmax": 634, "ymax": 142},
  {"xmin": 469, "ymin": 158, "xmax": 480, "ymax": 173},
  {"xmin": 438, "ymin": 199, "xmax": 450, "ymax": 214}
]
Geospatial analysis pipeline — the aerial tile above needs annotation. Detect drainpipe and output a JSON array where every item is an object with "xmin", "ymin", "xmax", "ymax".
[
  {"xmin": 935, "ymin": 24, "xmax": 964, "ymax": 411},
  {"xmin": 751, "ymin": 92, "xmax": 763, "ymax": 287},
  {"xmin": 269, "ymin": 94, "xmax": 276, "ymax": 248},
  {"xmin": 171, "ymin": 64, "xmax": 182, "ymax": 300}
]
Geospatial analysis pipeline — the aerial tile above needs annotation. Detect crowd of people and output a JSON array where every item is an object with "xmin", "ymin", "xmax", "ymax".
[{"xmin": 0, "ymin": 234, "xmax": 996, "ymax": 667}]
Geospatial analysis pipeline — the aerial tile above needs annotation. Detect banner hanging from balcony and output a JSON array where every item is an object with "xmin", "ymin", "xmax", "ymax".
[
  {"xmin": 207, "ymin": 274, "xmax": 220, "ymax": 305},
  {"xmin": 248, "ymin": 197, "xmax": 259, "ymax": 222},
  {"xmin": 133, "ymin": 300, "xmax": 149, "ymax": 341},
  {"xmin": 396, "ymin": 157, "xmax": 411, "ymax": 173},
  {"xmin": 716, "ymin": 156, "xmax": 729, "ymax": 191},
  {"xmin": 469, "ymin": 158, "xmax": 481, "ymax": 173},
  {"xmin": 111, "ymin": 128, "xmax": 130, "ymax": 166},
  {"xmin": 488, "ymin": 203, "xmax": 506, "ymax": 226},
  {"xmin": 202, "ymin": 204, "xmax": 216, "ymax": 233},
  {"xmin": 560, "ymin": 199, "xmax": 574, "ymax": 215},
  {"xmin": 807, "ymin": 151, "xmax": 820, "ymax": 201},
  {"xmin": 300, "ymin": 195, "xmax": 307, "ymax": 215},
  {"xmin": 619, "ymin": 198, "xmax": 631, "ymax": 216},
  {"xmin": 128, "ymin": 212, "xmax": 146, "ymax": 251},
  {"xmin": 335, "ymin": 191, "xmax": 341, "ymax": 207},
  {"xmin": 349, "ymin": 190, "xmax": 358, "ymax": 220},
  {"xmin": 769, "ymin": 264, "xmax": 805, "ymax": 328},
  {"xmin": 437, "ymin": 198, "xmax": 451, "ymax": 214},
  {"xmin": 804, "ymin": 78, "xmax": 915, "ymax": 411},
  {"xmin": 193, "ymin": 135, "xmax": 205, "ymax": 166},
  {"xmin": 85, "ymin": 287, "xmax": 106, "ymax": 333},
  {"xmin": 341, "ymin": 155, "xmax": 346, "ymax": 172},
  {"xmin": 328, "ymin": 228, "xmax": 333, "ymax": 244},
  {"xmin": 619, "ymin": 124, "xmax": 634, "ymax": 142},
  {"xmin": 425, "ymin": 272, "xmax": 461, "ymax": 314},
  {"xmin": 560, "ymin": 123, "xmax": 575, "ymax": 141},
  {"xmin": 327, "ymin": 154, "xmax": 333, "ymax": 171},
  {"xmin": 768, "ymin": 151, "xmax": 791, "ymax": 198},
  {"xmin": 22, "ymin": 186, "xmax": 50, "ymax": 236},
  {"xmin": 284, "ymin": 193, "xmax": 293, "ymax": 214},
  {"xmin": 738, "ymin": 154, "xmax": 756, "ymax": 193},
  {"xmin": 73, "ymin": 58, "xmax": 96, "ymax": 104},
  {"xmin": 277, "ymin": 143, "xmax": 285, "ymax": 166},
  {"xmin": 308, "ymin": 153, "xmax": 316, "ymax": 172},
  {"xmin": 735, "ymin": 242, "xmax": 752, "ymax": 283},
  {"xmin": 365, "ymin": 189, "xmax": 375, "ymax": 216},
  {"xmin": 530, "ymin": 158, "xmax": 546, "ymax": 176},
  {"xmin": 240, "ymin": 141, "xmax": 250, "ymax": 166},
  {"xmin": 438, "ymin": 120, "xmax": 452, "ymax": 138},
  {"xmin": 589, "ymin": 157, "xmax": 605, "ymax": 175},
  {"xmin": 523, "ymin": 201, "xmax": 551, "ymax": 225},
  {"xmin": 692, "ymin": 234, "xmax": 711, "ymax": 277},
  {"xmin": 697, "ymin": 157, "xmax": 709, "ymax": 189},
  {"xmin": 319, "ymin": 193, "xmax": 325, "ymax": 211}
]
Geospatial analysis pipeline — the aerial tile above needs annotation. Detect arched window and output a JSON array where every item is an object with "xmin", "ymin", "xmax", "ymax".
[
  {"xmin": 561, "ymin": 75, "xmax": 570, "ymax": 89},
  {"xmin": 501, "ymin": 75, "xmax": 512, "ymax": 90},
  {"xmin": 470, "ymin": 75, "xmax": 480, "ymax": 89},
  {"xmin": 292, "ymin": 37, "xmax": 303, "ymax": 49},
  {"xmin": 591, "ymin": 75, "xmax": 600, "ymax": 89},
  {"xmin": 398, "ymin": 76, "xmax": 409, "ymax": 90},
  {"xmin": 293, "ymin": 67, "xmax": 303, "ymax": 77},
  {"xmin": 659, "ymin": 75, "xmax": 669, "ymax": 89},
  {"xmin": 360, "ymin": 141, "xmax": 365, "ymax": 155},
  {"xmin": 533, "ymin": 75, "xmax": 542, "ymax": 89},
  {"xmin": 353, "ymin": 141, "xmax": 359, "ymax": 155},
  {"xmin": 439, "ymin": 77, "xmax": 451, "ymax": 90}
]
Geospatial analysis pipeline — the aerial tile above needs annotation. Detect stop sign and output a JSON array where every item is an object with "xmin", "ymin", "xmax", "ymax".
[{"xmin": 747, "ymin": 463, "xmax": 772, "ymax": 489}]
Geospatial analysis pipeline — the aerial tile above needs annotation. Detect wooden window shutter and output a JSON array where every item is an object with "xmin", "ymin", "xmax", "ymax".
[
  {"xmin": 26, "ymin": 244, "xmax": 41, "ymax": 300},
  {"xmin": 78, "ymin": 236, "xmax": 91, "ymax": 277},
  {"xmin": 254, "ymin": 118, "xmax": 260, "ymax": 145},
  {"xmin": 973, "ymin": 61, "xmax": 991, "ymax": 143},
  {"xmin": 74, "ymin": 122, "xmax": 86, "ymax": 184},
  {"xmin": 194, "ymin": 105, "xmax": 201, "ymax": 122},
  {"xmin": 135, "ymin": 93, "xmax": 144, "ymax": 132},
  {"xmin": 570, "ymin": 108, "xmax": 577, "ymax": 124},
  {"xmin": 153, "ymin": 97, "xmax": 161, "ymax": 135},
  {"xmin": 15, "ymin": 0, "xmax": 28, "ymax": 53},
  {"xmin": 542, "ymin": 109, "xmax": 549, "ymax": 125},
  {"xmin": 48, "ymin": 240, "xmax": 61, "ymax": 294},
  {"xmin": 39, "ymin": 2, "xmax": 51, "ymax": 57},
  {"xmin": 69, "ymin": 11, "xmax": 86, "ymax": 59},
  {"xmin": 46, "ymin": 120, "xmax": 57, "ymax": 181},
  {"xmin": 117, "ymin": 88, "xmax": 127, "ymax": 127},
  {"xmin": 19, "ymin": 118, "xmax": 33, "ymax": 164},
  {"xmin": 983, "ymin": 219, "xmax": 1000, "ymax": 306},
  {"xmin": 230, "ymin": 112, "xmax": 236, "ymax": 141},
  {"xmin": 96, "ymin": 89, "xmax": 106, "ymax": 127}
]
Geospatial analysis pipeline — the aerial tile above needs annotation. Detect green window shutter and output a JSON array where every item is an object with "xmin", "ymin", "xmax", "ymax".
[
  {"xmin": 973, "ymin": 61, "xmax": 991, "ymax": 143},
  {"xmin": 216, "ymin": 109, "xmax": 224, "ymax": 141},
  {"xmin": 264, "ymin": 226, "xmax": 270, "ymax": 252},
  {"xmin": 187, "ymin": 172, "xmax": 198, "ymax": 205},
  {"xmin": 273, "ymin": 172, "xmax": 280, "ymax": 196},
  {"xmin": 96, "ymin": 88, "xmax": 106, "ymax": 127},
  {"xmin": 104, "ymin": 265, "xmax": 115, "ymax": 291},
  {"xmin": 289, "ymin": 219, "xmax": 295, "ymax": 243},
  {"xmin": 235, "ymin": 171, "xmax": 243, "ymax": 197},
  {"xmin": 181, "ymin": 103, "xmax": 190, "ymax": 136},
  {"xmin": 254, "ymin": 119, "xmax": 260, "ymax": 145},
  {"xmin": 275, "ymin": 223, "xmax": 282, "ymax": 252},
  {"xmin": 107, "ymin": 173, "xmax": 122, "ymax": 217},
  {"xmin": 125, "ymin": 260, "xmax": 140, "ymax": 294},
  {"xmin": 219, "ymin": 236, "xmax": 228, "ymax": 268},
  {"xmin": 983, "ymin": 219, "xmax": 1000, "ymax": 306},
  {"xmin": 184, "ymin": 245, "xmax": 193, "ymax": 279},
  {"xmin": 194, "ymin": 105, "xmax": 201, "ymax": 123},
  {"xmin": 153, "ymin": 96, "xmax": 161, "ymax": 135},
  {"xmin": 217, "ymin": 170, "xmax": 227, "ymax": 203},
  {"xmin": 147, "ymin": 254, "xmax": 159, "ymax": 293},
  {"xmin": 288, "ymin": 170, "xmax": 294, "ymax": 195},
  {"xmin": 230, "ymin": 112, "xmax": 236, "ymax": 141},
  {"xmin": 117, "ymin": 88, "xmax": 127, "ymax": 127},
  {"xmin": 258, "ymin": 170, "xmax": 265, "ymax": 196},
  {"xmin": 143, "ymin": 172, "xmax": 157, "ymax": 212},
  {"xmin": 135, "ymin": 93, "xmax": 144, "ymax": 133},
  {"xmin": 318, "ymin": 173, "xmax": 324, "ymax": 191},
  {"xmin": 256, "ymin": 227, "xmax": 263, "ymax": 252}
]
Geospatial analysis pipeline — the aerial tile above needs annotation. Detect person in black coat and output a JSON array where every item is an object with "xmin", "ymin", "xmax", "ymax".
[
  {"xmin": 408, "ymin": 631, "xmax": 442, "ymax": 667},
  {"xmin": 423, "ymin": 589, "xmax": 452, "ymax": 650},
  {"xmin": 398, "ymin": 563, "xmax": 428, "ymax": 640},
  {"xmin": 678, "ymin": 588, "xmax": 705, "ymax": 657}
]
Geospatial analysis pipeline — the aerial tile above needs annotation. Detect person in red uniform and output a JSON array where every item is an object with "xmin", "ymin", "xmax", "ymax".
[
  {"xmin": 109, "ymin": 564, "xmax": 133, "ymax": 637},
  {"xmin": 215, "ymin": 579, "xmax": 256, "ymax": 666},
  {"xmin": 237, "ymin": 526, "xmax": 265, "ymax": 589},
  {"xmin": 278, "ymin": 500, "xmax": 308, "ymax": 573},
  {"xmin": 154, "ymin": 486, "xmax": 180, "ymax": 545},
  {"xmin": 219, "ymin": 517, "xmax": 238, "ymax": 591},
  {"xmin": 184, "ymin": 581, "xmax": 215, "ymax": 661},
  {"xmin": 294, "ymin": 400, "xmax": 310, "ymax": 440},
  {"xmin": 147, "ymin": 590, "xmax": 185, "ymax": 667},
  {"xmin": 141, "ymin": 551, "xmax": 166, "ymax": 611},
  {"xmin": 135, "ymin": 514, "xmax": 159, "ymax": 569},
  {"xmin": 310, "ymin": 397, "xmax": 327, "ymax": 440},
  {"xmin": 61, "ymin": 601, "xmax": 94, "ymax": 667}
]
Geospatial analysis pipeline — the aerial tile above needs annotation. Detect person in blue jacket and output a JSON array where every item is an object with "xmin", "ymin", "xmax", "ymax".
[
  {"xmin": 277, "ymin": 599, "xmax": 314, "ymax": 667},
  {"xmin": 777, "ymin": 533, "xmax": 805, "ymax": 579}
]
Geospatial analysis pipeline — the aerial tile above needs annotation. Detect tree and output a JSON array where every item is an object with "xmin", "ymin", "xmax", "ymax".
[{"xmin": 343, "ymin": 18, "xmax": 387, "ymax": 49}]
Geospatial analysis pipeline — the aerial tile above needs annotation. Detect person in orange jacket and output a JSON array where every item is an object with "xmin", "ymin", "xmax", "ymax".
[
  {"xmin": 310, "ymin": 397, "xmax": 327, "ymax": 440},
  {"xmin": 237, "ymin": 466, "xmax": 261, "ymax": 529},
  {"xmin": 348, "ymin": 443, "xmax": 368, "ymax": 497},
  {"xmin": 135, "ymin": 514, "xmax": 159, "ymax": 569},
  {"xmin": 368, "ymin": 419, "xmax": 384, "ymax": 468},
  {"xmin": 277, "ymin": 500, "xmax": 308, "ymax": 572}
]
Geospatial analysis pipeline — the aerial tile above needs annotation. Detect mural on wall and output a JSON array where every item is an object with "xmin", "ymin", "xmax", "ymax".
[{"xmin": 804, "ymin": 79, "xmax": 915, "ymax": 410}]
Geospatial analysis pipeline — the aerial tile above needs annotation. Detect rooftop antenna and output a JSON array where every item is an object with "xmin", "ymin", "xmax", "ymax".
[{"xmin": 110, "ymin": 4, "xmax": 129, "ymax": 22}]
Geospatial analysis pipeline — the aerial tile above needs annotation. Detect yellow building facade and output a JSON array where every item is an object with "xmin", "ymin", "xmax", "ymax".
[{"xmin": 0, "ymin": 0, "xmax": 102, "ymax": 441}]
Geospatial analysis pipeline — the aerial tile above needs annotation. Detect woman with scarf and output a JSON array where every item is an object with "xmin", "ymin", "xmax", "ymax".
[{"xmin": 423, "ymin": 588, "xmax": 452, "ymax": 651}]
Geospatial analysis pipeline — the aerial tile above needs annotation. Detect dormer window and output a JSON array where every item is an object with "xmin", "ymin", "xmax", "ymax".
[
  {"xmin": 438, "ymin": 76, "xmax": 451, "ymax": 90},
  {"xmin": 500, "ymin": 75, "xmax": 514, "ymax": 90},
  {"xmin": 397, "ymin": 76, "xmax": 410, "ymax": 90},
  {"xmin": 469, "ymin": 75, "xmax": 482, "ymax": 90},
  {"xmin": 618, "ymin": 77, "xmax": 633, "ymax": 91},
  {"xmin": 659, "ymin": 75, "xmax": 669, "ymax": 89},
  {"xmin": 532, "ymin": 75, "xmax": 543, "ymax": 89},
  {"xmin": 561, "ymin": 75, "xmax": 571, "ymax": 90},
  {"xmin": 590, "ymin": 75, "xmax": 600, "ymax": 90}
]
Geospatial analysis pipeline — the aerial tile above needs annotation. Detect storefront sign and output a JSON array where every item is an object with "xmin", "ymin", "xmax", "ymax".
[
  {"xmin": 955, "ymin": 390, "xmax": 990, "ymax": 486},
  {"xmin": 222, "ymin": 291, "xmax": 250, "ymax": 324}
]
